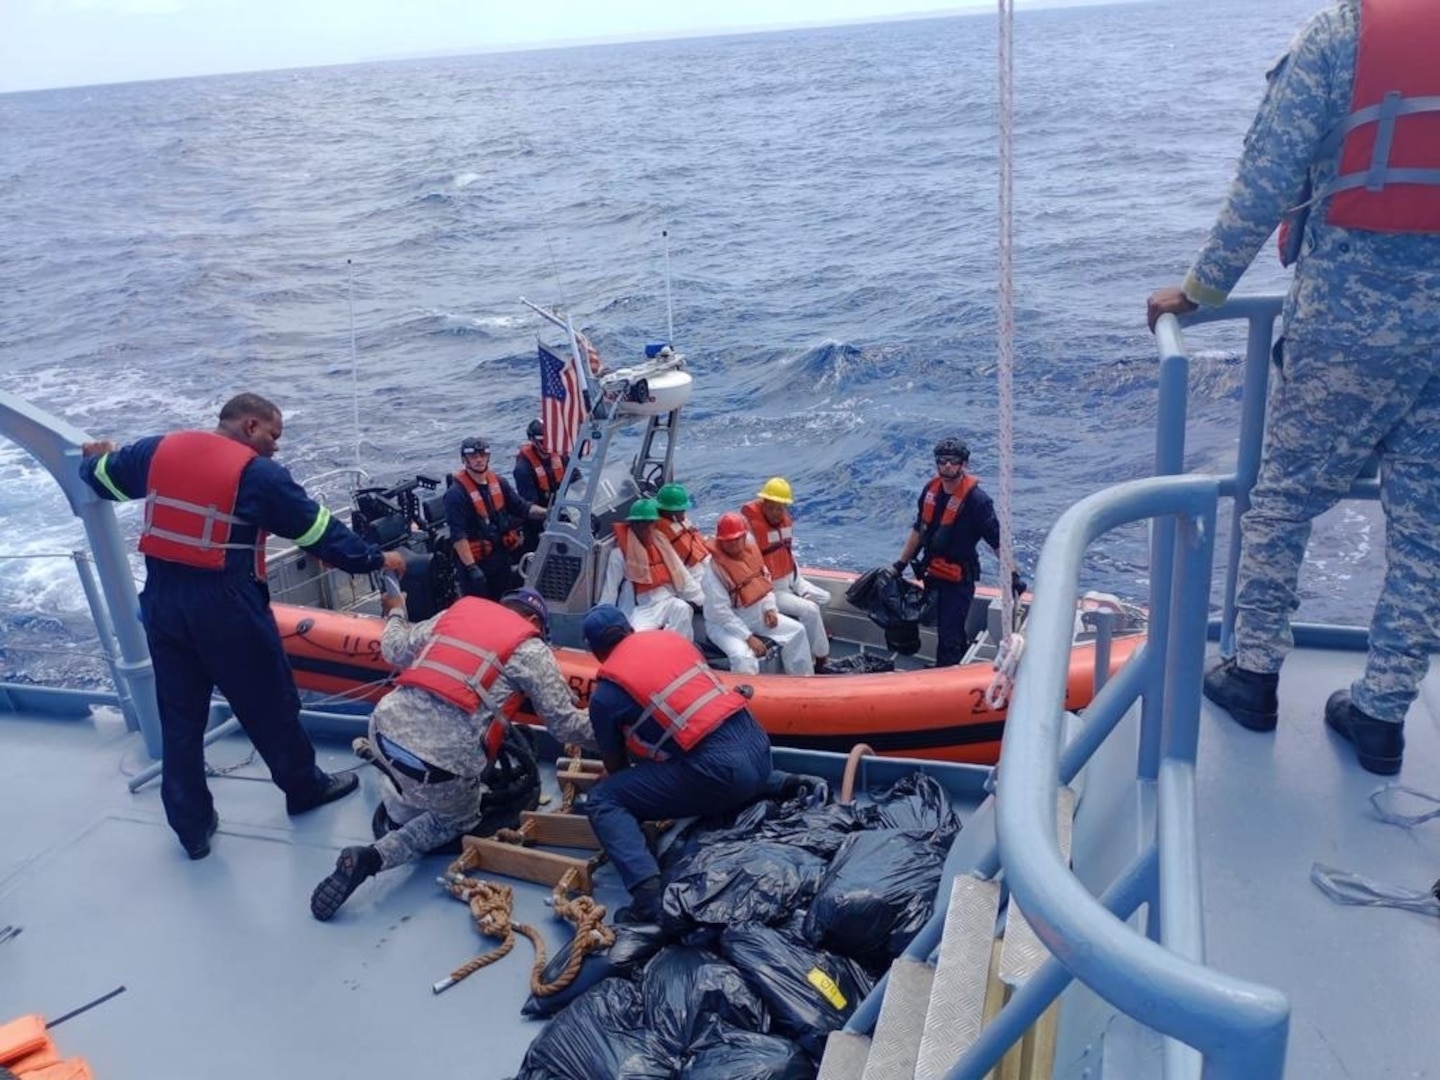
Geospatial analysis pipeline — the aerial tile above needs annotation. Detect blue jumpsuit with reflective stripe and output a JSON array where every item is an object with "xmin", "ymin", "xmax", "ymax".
[
  {"xmin": 1181, "ymin": 1, "xmax": 1440, "ymax": 726},
  {"xmin": 81, "ymin": 435, "xmax": 386, "ymax": 846}
]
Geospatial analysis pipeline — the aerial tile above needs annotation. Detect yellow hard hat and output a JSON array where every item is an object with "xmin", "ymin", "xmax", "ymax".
[{"xmin": 756, "ymin": 477, "xmax": 794, "ymax": 504}]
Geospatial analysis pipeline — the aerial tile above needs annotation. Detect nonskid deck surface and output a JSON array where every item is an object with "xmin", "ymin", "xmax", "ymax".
[
  {"xmin": 0, "ymin": 710, "xmax": 645, "ymax": 1079},
  {"xmin": 1194, "ymin": 647, "xmax": 1440, "ymax": 1080}
]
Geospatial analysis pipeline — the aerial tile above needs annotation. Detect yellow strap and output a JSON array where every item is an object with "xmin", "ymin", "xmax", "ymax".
[
  {"xmin": 93, "ymin": 454, "xmax": 130, "ymax": 502},
  {"xmin": 294, "ymin": 504, "xmax": 332, "ymax": 548}
]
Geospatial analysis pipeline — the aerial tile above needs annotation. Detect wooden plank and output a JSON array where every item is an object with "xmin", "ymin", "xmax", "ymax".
[
  {"xmin": 518, "ymin": 811, "xmax": 601, "ymax": 849},
  {"xmin": 459, "ymin": 836, "xmax": 593, "ymax": 891}
]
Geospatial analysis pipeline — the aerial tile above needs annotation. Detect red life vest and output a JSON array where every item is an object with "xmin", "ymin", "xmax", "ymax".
[
  {"xmin": 1322, "ymin": 0, "xmax": 1440, "ymax": 233},
  {"xmin": 919, "ymin": 474, "xmax": 979, "ymax": 584},
  {"xmin": 705, "ymin": 537, "xmax": 773, "ymax": 609},
  {"xmin": 453, "ymin": 469, "xmax": 522, "ymax": 560},
  {"xmin": 611, "ymin": 522, "xmax": 675, "ymax": 596},
  {"xmin": 395, "ymin": 597, "xmax": 538, "ymax": 758},
  {"xmin": 656, "ymin": 517, "xmax": 709, "ymax": 567},
  {"xmin": 517, "ymin": 443, "xmax": 565, "ymax": 501},
  {"xmin": 740, "ymin": 499, "xmax": 796, "ymax": 581},
  {"xmin": 598, "ymin": 630, "xmax": 748, "ymax": 762},
  {"xmin": 138, "ymin": 431, "xmax": 264, "ymax": 575}
]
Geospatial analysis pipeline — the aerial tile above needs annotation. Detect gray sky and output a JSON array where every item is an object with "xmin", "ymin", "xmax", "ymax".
[{"xmin": 0, "ymin": 0, "xmax": 1095, "ymax": 94}]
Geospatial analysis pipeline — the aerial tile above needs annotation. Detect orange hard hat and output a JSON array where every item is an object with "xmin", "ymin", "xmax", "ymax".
[{"xmin": 715, "ymin": 512, "xmax": 749, "ymax": 541}]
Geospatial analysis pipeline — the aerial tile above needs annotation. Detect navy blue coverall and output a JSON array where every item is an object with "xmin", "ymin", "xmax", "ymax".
[
  {"xmin": 442, "ymin": 473, "xmax": 535, "ymax": 601},
  {"xmin": 81, "ymin": 436, "xmax": 387, "ymax": 849},
  {"xmin": 913, "ymin": 482, "xmax": 1001, "ymax": 667},
  {"xmin": 585, "ymin": 678, "xmax": 772, "ymax": 890}
]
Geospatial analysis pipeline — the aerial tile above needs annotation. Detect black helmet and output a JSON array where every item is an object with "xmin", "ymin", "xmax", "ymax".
[
  {"xmin": 933, "ymin": 437, "xmax": 969, "ymax": 464},
  {"xmin": 459, "ymin": 436, "xmax": 490, "ymax": 459},
  {"xmin": 526, "ymin": 418, "xmax": 545, "ymax": 441}
]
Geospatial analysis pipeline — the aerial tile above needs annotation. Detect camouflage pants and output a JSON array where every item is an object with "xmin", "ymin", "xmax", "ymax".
[
  {"xmin": 1234, "ymin": 340, "xmax": 1440, "ymax": 723},
  {"xmin": 372, "ymin": 770, "xmax": 484, "ymax": 871}
]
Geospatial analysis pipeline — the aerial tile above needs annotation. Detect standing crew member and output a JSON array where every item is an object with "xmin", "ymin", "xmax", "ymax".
[
  {"xmin": 310, "ymin": 588, "xmax": 595, "ymax": 920},
  {"xmin": 581, "ymin": 605, "xmax": 773, "ymax": 922},
  {"xmin": 1148, "ymin": 0, "xmax": 1440, "ymax": 775},
  {"xmin": 701, "ymin": 512, "xmax": 814, "ymax": 675},
  {"xmin": 513, "ymin": 418, "xmax": 566, "ymax": 554},
  {"xmin": 599, "ymin": 498, "xmax": 704, "ymax": 639},
  {"xmin": 443, "ymin": 435, "xmax": 545, "ymax": 601},
  {"xmin": 79, "ymin": 393, "xmax": 406, "ymax": 859},
  {"xmin": 653, "ymin": 482, "xmax": 709, "ymax": 571},
  {"xmin": 893, "ymin": 438, "xmax": 1021, "ymax": 668},
  {"xmin": 741, "ymin": 477, "xmax": 832, "ymax": 672}
]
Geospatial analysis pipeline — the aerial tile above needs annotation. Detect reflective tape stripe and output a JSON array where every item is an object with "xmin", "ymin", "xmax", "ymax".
[
  {"xmin": 294, "ymin": 505, "xmax": 332, "ymax": 548},
  {"xmin": 93, "ymin": 454, "xmax": 130, "ymax": 502}
]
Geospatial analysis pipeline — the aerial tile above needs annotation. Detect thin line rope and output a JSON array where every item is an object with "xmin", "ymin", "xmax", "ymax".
[{"xmin": 996, "ymin": 0, "xmax": 1017, "ymax": 636}]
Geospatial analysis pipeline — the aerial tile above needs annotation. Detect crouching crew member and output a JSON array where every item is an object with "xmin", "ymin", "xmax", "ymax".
[
  {"xmin": 599, "ymin": 498, "xmax": 705, "ymax": 639},
  {"xmin": 742, "ymin": 477, "xmax": 832, "ymax": 671},
  {"xmin": 894, "ymin": 437, "xmax": 1020, "ymax": 667},
  {"xmin": 79, "ymin": 393, "xmax": 405, "ymax": 859},
  {"xmin": 702, "ymin": 512, "xmax": 814, "ymax": 675},
  {"xmin": 444, "ymin": 435, "xmax": 546, "ymax": 600},
  {"xmin": 310, "ymin": 588, "xmax": 595, "ymax": 921},
  {"xmin": 581, "ymin": 605, "xmax": 773, "ymax": 922}
]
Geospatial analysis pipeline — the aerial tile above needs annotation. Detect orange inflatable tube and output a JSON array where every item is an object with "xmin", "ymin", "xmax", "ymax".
[{"xmin": 272, "ymin": 601, "xmax": 1142, "ymax": 766}]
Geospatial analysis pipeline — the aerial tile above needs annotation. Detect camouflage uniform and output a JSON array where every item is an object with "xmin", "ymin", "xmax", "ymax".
[
  {"xmin": 1183, "ymin": 0, "xmax": 1440, "ymax": 725},
  {"xmin": 368, "ymin": 610, "xmax": 595, "ymax": 869}
]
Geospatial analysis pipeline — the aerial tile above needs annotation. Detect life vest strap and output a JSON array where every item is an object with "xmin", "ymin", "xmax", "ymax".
[{"xmin": 142, "ymin": 493, "xmax": 257, "ymax": 552}]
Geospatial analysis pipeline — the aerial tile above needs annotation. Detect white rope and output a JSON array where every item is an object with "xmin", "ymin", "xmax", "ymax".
[{"xmin": 989, "ymin": 0, "xmax": 1021, "ymax": 706}]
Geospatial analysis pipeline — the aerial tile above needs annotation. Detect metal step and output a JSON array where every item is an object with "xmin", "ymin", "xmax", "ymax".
[
  {"xmin": 861, "ymin": 958, "xmax": 936, "ymax": 1080},
  {"xmin": 915, "ymin": 873, "xmax": 1003, "ymax": 1080},
  {"xmin": 818, "ymin": 1030, "xmax": 873, "ymax": 1080},
  {"xmin": 999, "ymin": 786, "xmax": 1075, "ymax": 989}
]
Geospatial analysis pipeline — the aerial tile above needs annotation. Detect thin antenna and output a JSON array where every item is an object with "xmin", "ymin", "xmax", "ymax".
[
  {"xmin": 347, "ymin": 259, "xmax": 361, "ymax": 470},
  {"xmin": 662, "ymin": 229, "xmax": 675, "ymax": 345}
]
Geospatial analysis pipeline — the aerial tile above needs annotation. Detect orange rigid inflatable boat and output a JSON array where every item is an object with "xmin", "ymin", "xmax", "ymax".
[{"xmin": 272, "ymin": 582, "xmax": 1143, "ymax": 766}]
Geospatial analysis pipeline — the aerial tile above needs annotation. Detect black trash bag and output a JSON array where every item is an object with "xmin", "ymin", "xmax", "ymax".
[
  {"xmin": 719, "ymin": 925, "xmax": 874, "ymax": 1059},
  {"xmin": 678, "ymin": 1016, "xmax": 814, "ymax": 1080},
  {"xmin": 522, "ymin": 922, "xmax": 671, "ymax": 1018},
  {"xmin": 803, "ymin": 829, "xmax": 947, "ymax": 965},
  {"xmin": 660, "ymin": 797, "xmax": 855, "ymax": 878},
  {"xmin": 846, "ymin": 567, "xmax": 930, "ymax": 655},
  {"xmin": 665, "ymin": 840, "xmax": 828, "ymax": 928},
  {"xmin": 640, "ymin": 947, "xmax": 770, "ymax": 1051},
  {"xmin": 818, "ymin": 652, "xmax": 895, "ymax": 675},
  {"xmin": 857, "ymin": 772, "xmax": 961, "ymax": 846},
  {"xmin": 515, "ymin": 977, "xmax": 676, "ymax": 1080}
]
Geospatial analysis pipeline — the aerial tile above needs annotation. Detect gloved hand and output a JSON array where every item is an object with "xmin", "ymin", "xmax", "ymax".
[
  {"xmin": 463, "ymin": 563, "xmax": 487, "ymax": 594},
  {"xmin": 1011, "ymin": 571, "xmax": 1028, "ymax": 598},
  {"xmin": 890, "ymin": 560, "xmax": 908, "ymax": 576}
]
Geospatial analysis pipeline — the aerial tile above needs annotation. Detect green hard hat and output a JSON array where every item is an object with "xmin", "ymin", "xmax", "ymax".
[
  {"xmin": 626, "ymin": 498, "xmax": 660, "ymax": 522},
  {"xmin": 655, "ymin": 483, "xmax": 692, "ymax": 512}
]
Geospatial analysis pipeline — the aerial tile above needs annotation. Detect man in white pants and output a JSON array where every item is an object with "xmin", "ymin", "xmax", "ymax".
[
  {"xmin": 599, "ymin": 498, "xmax": 703, "ymax": 639},
  {"xmin": 741, "ymin": 477, "xmax": 831, "ymax": 671},
  {"xmin": 701, "ymin": 512, "xmax": 814, "ymax": 676}
]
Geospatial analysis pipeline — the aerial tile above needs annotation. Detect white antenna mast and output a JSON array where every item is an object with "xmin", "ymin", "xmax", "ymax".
[
  {"xmin": 662, "ymin": 229, "xmax": 675, "ymax": 345},
  {"xmin": 347, "ymin": 259, "xmax": 361, "ymax": 470}
]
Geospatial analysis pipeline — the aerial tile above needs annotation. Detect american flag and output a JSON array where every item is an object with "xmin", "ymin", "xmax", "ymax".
[{"xmin": 539, "ymin": 342, "xmax": 584, "ymax": 458}]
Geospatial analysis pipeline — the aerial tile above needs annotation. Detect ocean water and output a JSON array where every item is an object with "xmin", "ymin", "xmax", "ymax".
[{"xmin": 0, "ymin": 0, "xmax": 1376, "ymax": 683}]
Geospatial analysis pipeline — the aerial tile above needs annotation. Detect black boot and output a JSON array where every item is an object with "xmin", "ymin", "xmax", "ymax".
[
  {"xmin": 1202, "ymin": 657, "xmax": 1279, "ymax": 732},
  {"xmin": 182, "ymin": 810, "xmax": 220, "ymax": 861},
  {"xmin": 287, "ymin": 771, "xmax": 360, "ymax": 816},
  {"xmin": 310, "ymin": 845, "xmax": 382, "ymax": 921},
  {"xmin": 1324, "ymin": 690, "xmax": 1404, "ymax": 776},
  {"xmin": 615, "ymin": 875, "xmax": 663, "ymax": 924}
]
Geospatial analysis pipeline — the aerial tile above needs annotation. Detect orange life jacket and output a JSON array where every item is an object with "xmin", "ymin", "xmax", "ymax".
[
  {"xmin": 705, "ymin": 536, "xmax": 773, "ymax": 609},
  {"xmin": 517, "ymin": 442, "xmax": 565, "ymax": 502},
  {"xmin": 395, "ymin": 597, "xmax": 538, "ymax": 759},
  {"xmin": 611, "ymin": 521, "xmax": 675, "ymax": 596},
  {"xmin": 1318, "ymin": 0, "xmax": 1440, "ymax": 234},
  {"xmin": 598, "ymin": 630, "xmax": 748, "ymax": 762},
  {"xmin": 453, "ymin": 469, "xmax": 522, "ymax": 560},
  {"xmin": 919, "ymin": 474, "xmax": 979, "ymax": 584},
  {"xmin": 656, "ymin": 516, "xmax": 709, "ymax": 567},
  {"xmin": 740, "ymin": 499, "xmax": 796, "ymax": 581},
  {"xmin": 138, "ymin": 431, "xmax": 265, "ymax": 576}
]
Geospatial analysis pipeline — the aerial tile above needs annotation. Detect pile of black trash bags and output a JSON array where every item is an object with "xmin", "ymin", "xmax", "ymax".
[{"xmin": 512, "ymin": 772, "xmax": 961, "ymax": 1080}]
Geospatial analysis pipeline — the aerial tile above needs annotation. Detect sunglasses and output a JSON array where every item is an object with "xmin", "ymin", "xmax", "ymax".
[{"xmin": 935, "ymin": 456, "xmax": 964, "ymax": 466}]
